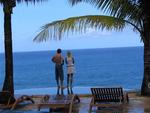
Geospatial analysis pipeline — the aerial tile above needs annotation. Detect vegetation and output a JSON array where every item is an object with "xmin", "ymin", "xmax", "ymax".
[
  {"xmin": 0, "ymin": 0, "xmax": 47, "ymax": 96},
  {"xmin": 34, "ymin": 0, "xmax": 150, "ymax": 96}
]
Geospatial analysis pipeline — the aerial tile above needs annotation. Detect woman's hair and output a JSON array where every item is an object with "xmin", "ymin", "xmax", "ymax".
[{"xmin": 67, "ymin": 51, "xmax": 72, "ymax": 57}]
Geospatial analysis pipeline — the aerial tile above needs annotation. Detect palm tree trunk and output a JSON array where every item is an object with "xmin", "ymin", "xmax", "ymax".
[
  {"xmin": 141, "ymin": 0, "xmax": 150, "ymax": 96},
  {"xmin": 141, "ymin": 45, "xmax": 150, "ymax": 96},
  {"xmin": 2, "ymin": 2, "xmax": 14, "ymax": 96}
]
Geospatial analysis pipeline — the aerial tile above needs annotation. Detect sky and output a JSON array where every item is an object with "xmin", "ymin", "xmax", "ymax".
[{"xmin": 0, "ymin": 0, "xmax": 143, "ymax": 53}]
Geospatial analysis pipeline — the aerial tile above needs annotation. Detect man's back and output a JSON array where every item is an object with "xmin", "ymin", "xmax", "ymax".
[{"xmin": 52, "ymin": 54, "xmax": 64, "ymax": 65}]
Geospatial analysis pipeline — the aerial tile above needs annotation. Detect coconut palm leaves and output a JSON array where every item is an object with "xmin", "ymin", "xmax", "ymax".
[
  {"xmin": 34, "ymin": 0, "xmax": 143, "ymax": 42},
  {"xmin": 69, "ymin": 0, "xmax": 142, "ymax": 21},
  {"xmin": 0, "ymin": 0, "xmax": 46, "ymax": 4},
  {"xmin": 34, "ymin": 15, "xmax": 126, "ymax": 42}
]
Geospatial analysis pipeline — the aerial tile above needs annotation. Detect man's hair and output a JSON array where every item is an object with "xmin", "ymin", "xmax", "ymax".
[{"xmin": 57, "ymin": 49, "xmax": 62, "ymax": 53}]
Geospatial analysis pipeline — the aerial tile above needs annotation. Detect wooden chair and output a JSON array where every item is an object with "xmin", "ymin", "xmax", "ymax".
[
  {"xmin": 11, "ymin": 95, "xmax": 35, "ymax": 110},
  {"xmin": 0, "ymin": 91, "xmax": 34, "ymax": 110},
  {"xmin": 89, "ymin": 87, "xmax": 129, "ymax": 113}
]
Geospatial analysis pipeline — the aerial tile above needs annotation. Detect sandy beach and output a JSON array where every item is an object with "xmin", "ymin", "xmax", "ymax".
[{"xmin": 4, "ymin": 91, "xmax": 149, "ymax": 113}]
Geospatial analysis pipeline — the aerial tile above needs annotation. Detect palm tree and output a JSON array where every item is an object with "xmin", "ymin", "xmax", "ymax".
[
  {"xmin": 34, "ymin": 0, "xmax": 150, "ymax": 96},
  {"xmin": 0, "ymin": 0, "xmax": 47, "ymax": 96}
]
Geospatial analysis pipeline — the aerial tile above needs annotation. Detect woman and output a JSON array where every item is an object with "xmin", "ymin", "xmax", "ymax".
[{"xmin": 65, "ymin": 51, "xmax": 75, "ymax": 94}]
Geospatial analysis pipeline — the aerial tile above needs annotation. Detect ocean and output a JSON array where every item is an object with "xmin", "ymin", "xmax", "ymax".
[{"xmin": 0, "ymin": 47, "xmax": 143, "ymax": 91}]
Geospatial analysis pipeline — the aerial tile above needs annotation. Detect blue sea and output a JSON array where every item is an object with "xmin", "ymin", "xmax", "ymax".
[{"xmin": 0, "ymin": 47, "xmax": 143, "ymax": 92}]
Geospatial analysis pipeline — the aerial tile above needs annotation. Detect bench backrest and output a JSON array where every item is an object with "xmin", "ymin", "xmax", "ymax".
[{"xmin": 91, "ymin": 87, "xmax": 124, "ymax": 103}]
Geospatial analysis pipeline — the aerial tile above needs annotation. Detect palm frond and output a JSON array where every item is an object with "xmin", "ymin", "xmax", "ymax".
[
  {"xmin": 0, "ymin": 0, "xmax": 47, "ymax": 5},
  {"xmin": 16, "ymin": 0, "xmax": 47, "ymax": 4},
  {"xmin": 34, "ymin": 15, "xmax": 125, "ymax": 42},
  {"xmin": 69, "ymin": 0, "xmax": 139, "ymax": 15},
  {"xmin": 69, "ymin": 0, "xmax": 143, "ymax": 28}
]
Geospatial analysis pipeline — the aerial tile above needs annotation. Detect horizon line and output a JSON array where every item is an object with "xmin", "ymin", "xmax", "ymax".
[{"xmin": 0, "ymin": 46, "xmax": 143, "ymax": 54}]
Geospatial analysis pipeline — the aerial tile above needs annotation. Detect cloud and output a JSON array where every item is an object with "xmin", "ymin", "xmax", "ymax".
[
  {"xmin": 86, "ymin": 28, "xmax": 111, "ymax": 36},
  {"xmin": 74, "ymin": 28, "xmax": 112, "ymax": 39},
  {"xmin": 66, "ymin": 28, "xmax": 112, "ymax": 39}
]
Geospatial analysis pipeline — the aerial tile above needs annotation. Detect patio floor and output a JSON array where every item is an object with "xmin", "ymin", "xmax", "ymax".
[{"xmin": 1, "ymin": 92, "xmax": 149, "ymax": 113}]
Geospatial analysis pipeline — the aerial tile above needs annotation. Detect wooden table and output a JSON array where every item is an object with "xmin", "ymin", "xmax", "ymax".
[{"xmin": 37, "ymin": 94, "xmax": 75, "ymax": 113}]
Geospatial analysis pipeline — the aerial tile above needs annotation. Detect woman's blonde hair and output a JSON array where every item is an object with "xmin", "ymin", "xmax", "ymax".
[{"xmin": 67, "ymin": 51, "xmax": 72, "ymax": 57}]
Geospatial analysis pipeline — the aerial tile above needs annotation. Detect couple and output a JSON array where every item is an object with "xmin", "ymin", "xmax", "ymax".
[{"xmin": 52, "ymin": 48, "xmax": 75, "ymax": 95}]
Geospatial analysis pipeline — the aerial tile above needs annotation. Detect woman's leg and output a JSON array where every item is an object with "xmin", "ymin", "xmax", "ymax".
[
  {"xmin": 67, "ymin": 74, "xmax": 70, "ymax": 87},
  {"xmin": 70, "ymin": 74, "xmax": 73, "ymax": 88},
  {"xmin": 67, "ymin": 74, "xmax": 70, "ymax": 94},
  {"xmin": 70, "ymin": 74, "xmax": 73, "ymax": 94}
]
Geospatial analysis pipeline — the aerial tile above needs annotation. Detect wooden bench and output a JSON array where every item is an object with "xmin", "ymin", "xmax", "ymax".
[
  {"xmin": 11, "ymin": 95, "xmax": 34, "ymax": 110},
  {"xmin": 37, "ymin": 94, "xmax": 75, "ymax": 113},
  {"xmin": 89, "ymin": 87, "xmax": 129, "ymax": 113},
  {"xmin": 0, "ymin": 91, "xmax": 34, "ymax": 110}
]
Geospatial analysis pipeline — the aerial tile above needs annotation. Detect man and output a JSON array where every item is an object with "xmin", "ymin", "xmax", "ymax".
[{"xmin": 52, "ymin": 49, "xmax": 64, "ymax": 95}]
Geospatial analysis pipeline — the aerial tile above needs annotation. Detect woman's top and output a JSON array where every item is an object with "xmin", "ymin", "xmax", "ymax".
[
  {"xmin": 65, "ymin": 57, "xmax": 75, "ymax": 74},
  {"xmin": 65, "ymin": 57, "xmax": 74, "ymax": 67}
]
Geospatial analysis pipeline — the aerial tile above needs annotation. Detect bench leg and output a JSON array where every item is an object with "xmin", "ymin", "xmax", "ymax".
[
  {"xmin": 69, "ymin": 103, "xmax": 73, "ymax": 113},
  {"xmin": 49, "ymin": 108, "xmax": 52, "ymax": 112},
  {"xmin": 37, "ymin": 106, "xmax": 41, "ymax": 111},
  {"xmin": 89, "ymin": 105, "xmax": 92, "ymax": 113},
  {"xmin": 74, "ymin": 95, "xmax": 80, "ymax": 103},
  {"xmin": 11, "ymin": 101, "xmax": 18, "ymax": 110}
]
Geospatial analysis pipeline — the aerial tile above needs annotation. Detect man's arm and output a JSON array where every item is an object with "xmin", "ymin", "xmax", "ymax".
[
  {"xmin": 61, "ymin": 57, "xmax": 64, "ymax": 65},
  {"xmin": 51, "ymin": 56, "xmax": 55, "ymax": 63}
]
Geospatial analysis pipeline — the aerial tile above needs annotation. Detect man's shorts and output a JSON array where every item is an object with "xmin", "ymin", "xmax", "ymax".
[{"xmin": 55, "ymin": 64, "xmax": 64, "ymax": 81}]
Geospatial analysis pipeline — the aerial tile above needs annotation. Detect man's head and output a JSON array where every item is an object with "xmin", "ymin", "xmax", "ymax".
[{"xmin": 57, "ymin": 48, "xmax": 62, "ymax": 53}]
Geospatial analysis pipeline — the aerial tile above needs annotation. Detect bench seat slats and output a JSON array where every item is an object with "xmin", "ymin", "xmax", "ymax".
[
  {"xmin": 91, "ymin": 87, "xmax": 124, "ymax": 103},
  {"xmin": 89, "ymin": 87, "xmax": 129, "ymax": 113}
]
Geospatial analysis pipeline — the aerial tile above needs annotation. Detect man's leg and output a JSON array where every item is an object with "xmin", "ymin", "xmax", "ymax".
[
  {"xmin": 56, "ymin": 79, "xmax": 60, "ymax": 95},
  {"xmin": 56, "ymin": 67, "xmax": 60, "ymax": 95},
  {"xmin": 60, "ymin": 80, "xmax": 64, "ymax": 95},
  {"xmin": 59, "ymin": 65, "xmax": 64, "ymax": 95}
]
